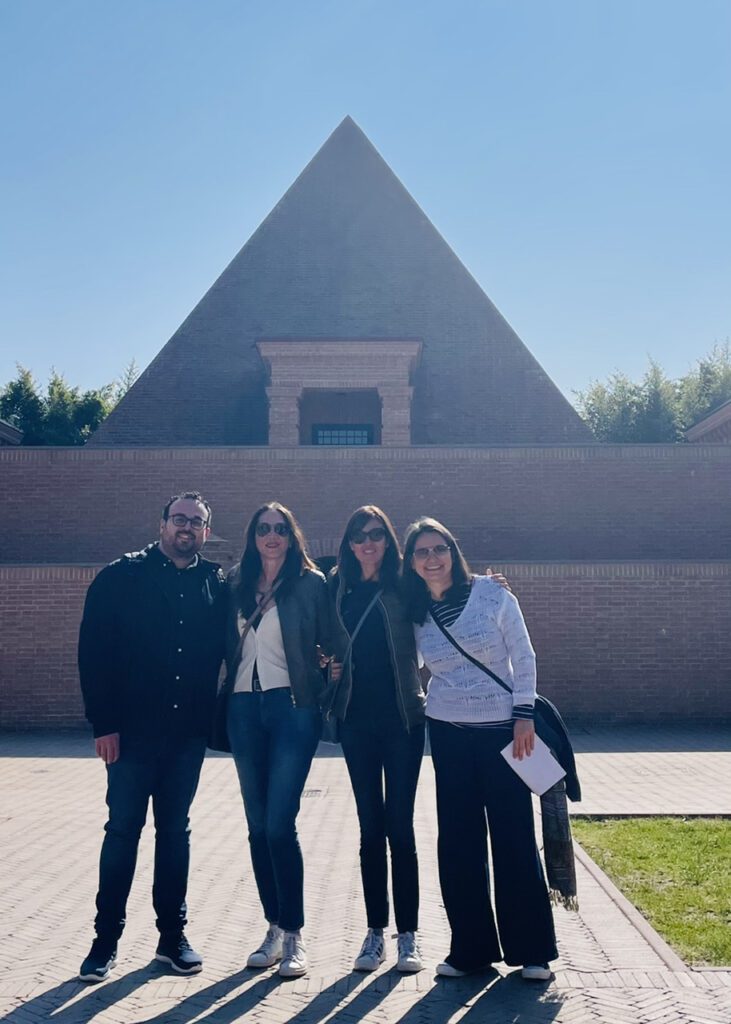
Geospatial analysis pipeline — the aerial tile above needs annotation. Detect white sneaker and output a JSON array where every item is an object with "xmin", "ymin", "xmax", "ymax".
[
  {"xmin": 279, "ymin": 932, "xmax": 308, "ymax": 977},
  {"xmin": 521, "ymin": 963, "xmax": 552, "ymax": 981},
  {"xmin": 396, "ymin": 931, "xmax": 423, "ymax": 973},
  {"xmin": 247, "ymin": 926, "xmax": 283, "ymax": 968},
  {"xmin": 436, "ymin": 961, "xmax": 467, "ymax": 977},
  {"xmin": 354, "ymin": 928, "xmax": 386, "ymax": 972}
]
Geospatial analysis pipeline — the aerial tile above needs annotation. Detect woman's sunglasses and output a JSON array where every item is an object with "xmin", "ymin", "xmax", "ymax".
[
  {"xmin": 412, "ymin": 543, "xmax": 450, "ymax": 561},
  {"xmin": 255, "ymin": 522, "xmax": 291, "ymax": 537},
  {"xmin": 350, "ymin": 527, "xmax": 387, "ymax": 545}
]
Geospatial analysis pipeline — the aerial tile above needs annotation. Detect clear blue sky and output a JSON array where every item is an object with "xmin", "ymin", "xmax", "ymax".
[{"xmin": 2, "ymin": 0, "xmax": 729, "ymax": 404}]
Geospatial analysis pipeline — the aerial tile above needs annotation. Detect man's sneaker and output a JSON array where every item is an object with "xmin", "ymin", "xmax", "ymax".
[
  {"xmin": 78, "ymin": 937, "xmax": 117, "ymax": 983},
  {"xmin": 155, "ymin": 932, "xmax": 203, "ymax": 975},
  {"xmin": 436, "ymin": 960, "xmax": 467, "ymax": 977},
  {"xmin": 279, "ymin": 932, "xmax": 308, "ymax": 977},
  {"xmin": 396, "ymin": 931, "xmax": 423, "ymax": 973},
  {"xmin": 521, "ymin": 963, "xmax": 552, "ymax": 981},
  {"xmin": 247, "ymin": 925, "xmax": 284, "ymax": 968},
  {"xmin": 354, "ymin": 928, "xmax": 386, "ymax": 972}
]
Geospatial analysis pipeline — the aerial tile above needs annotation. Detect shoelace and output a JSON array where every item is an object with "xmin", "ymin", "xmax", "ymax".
[
  {"xmin": 397, "ymin": 932, "xmax": 417, "ymax": 958},
  {"xmin": 282, "ymin": 934, "xmax": 303, "ymax": 959},
  {"xmin": 361, "ymin": 931, "xmax": 383, "ymax": 958},
  {"xmin": 257, "ymin": 927, "xmax": 280, "ymax": 953}
]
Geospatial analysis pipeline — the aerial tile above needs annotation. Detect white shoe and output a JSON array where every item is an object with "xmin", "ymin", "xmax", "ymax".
[
  {"xmin": 436, "ymin": 961, "xmax": 467, "ymax": 977},
  {"xmin": 354, "ymin": 928, "xmax": 386, "ymax": 972},
  {"xmin": 279, "ymin": 932, "xmax": 308, "ymax": 977},
  {"xmin": 521, "ymin": 963, "xmax": 552, "ymax": 981},
  {"xmin": 247, "ymin": 926, "xmax": 283, "ymax": 968},
  {"xmin": 396, "ymin": 931, "xmax": 423, "ymax": 973}
]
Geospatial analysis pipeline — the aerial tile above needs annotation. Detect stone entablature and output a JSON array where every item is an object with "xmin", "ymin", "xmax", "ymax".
[{"xmin": 257, "ymin": 339, "xmax": 422, "ymax": 446}]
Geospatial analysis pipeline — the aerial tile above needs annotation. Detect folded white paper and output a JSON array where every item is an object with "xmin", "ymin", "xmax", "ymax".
[{"xmin": 500, "ymin": 736, "xmax": 566, "ymax": 796}]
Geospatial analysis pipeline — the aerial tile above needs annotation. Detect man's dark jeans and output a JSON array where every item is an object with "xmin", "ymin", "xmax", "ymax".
[
  {"xmin": 94, "ymin": 734, "xmax": 206, "ymax": 942},
  {"xmin": 227, "ymin": 689, "xmax": 321, "ymax": 932},
  {"xmin": 340, "ymin": 716, "xmax": 425, "ymax": 933}
]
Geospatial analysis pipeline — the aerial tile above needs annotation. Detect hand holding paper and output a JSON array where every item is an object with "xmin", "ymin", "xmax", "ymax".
[{"xmin": 501, "ymin": 736, "xmax": 566, "ymax": 796}]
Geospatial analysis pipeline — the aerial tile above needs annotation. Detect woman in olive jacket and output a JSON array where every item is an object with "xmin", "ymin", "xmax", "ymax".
[
  {"xmin": 328, "ymin": 505, "xmax": 426, "ymax": 975},
  {"xmin": 225, "ymin": 501, "xmax": 330, "ymax": 980}
]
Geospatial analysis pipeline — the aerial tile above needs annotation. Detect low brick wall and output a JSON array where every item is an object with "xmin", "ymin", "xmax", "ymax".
[{"xmin": 2, "ymin": 561, "xmax": 729, "ymax": 729}]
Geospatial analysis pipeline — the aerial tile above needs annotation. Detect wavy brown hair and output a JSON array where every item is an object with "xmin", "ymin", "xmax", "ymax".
[{"xmin": 235, "ymin": 501, "xmax": 316, "ymax": 617}]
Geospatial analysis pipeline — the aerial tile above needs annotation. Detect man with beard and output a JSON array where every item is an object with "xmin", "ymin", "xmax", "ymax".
[{"xmin": 77, "ymin": 492, "xmax": 227, "ymax": 982}]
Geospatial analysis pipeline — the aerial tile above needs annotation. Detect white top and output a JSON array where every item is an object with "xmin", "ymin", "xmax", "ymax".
[
  {"xmin": 233, "ymin": 605, "xmax": 291, "ymax": 692},
  {"xmin": 415, "ymin": 575, "xmax": 536, "ymax": 724}
]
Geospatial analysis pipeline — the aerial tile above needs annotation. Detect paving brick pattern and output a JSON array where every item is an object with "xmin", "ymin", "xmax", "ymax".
[{"xmin": 1, "ymin": 727, "xmax": 730, "ymax": 1023}]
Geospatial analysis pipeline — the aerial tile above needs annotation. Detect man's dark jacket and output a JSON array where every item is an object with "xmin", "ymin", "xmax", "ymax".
[{"xmin": 78, "ymin": 543, "xmax": 227, "ymax": 739}]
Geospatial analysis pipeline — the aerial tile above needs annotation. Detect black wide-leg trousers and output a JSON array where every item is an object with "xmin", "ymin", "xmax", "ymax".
[{"xmin": 428, "ymin": 718, "xmax": 558, "ymax": 971}]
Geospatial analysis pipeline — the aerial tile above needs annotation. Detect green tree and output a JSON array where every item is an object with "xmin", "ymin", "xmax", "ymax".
[
  {"xmin": 677, "ymin": 342, "xmax": 731, "ymax": 428},
  {"xmin": 0, "ymin": 365, "xmax": 128, "ymax": 445},
  {"xmin": 576, "ymin": 343, "xmax": 731, "ymax": 442},
  {"xmin": 0, "ymin": 366, "xmax": 46, "ymax": 443}
]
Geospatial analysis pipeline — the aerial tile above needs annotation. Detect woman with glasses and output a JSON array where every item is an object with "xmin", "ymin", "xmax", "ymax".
[
  {"xmin": 225, "ymin": 502, "xmax": 330, "ymax": 979},
  {"xmin": 328, "ymin": 506, "xmax": 426, "ymax": 974},
  {"xmin": 401, "ymin": 517, "xmax": 557, "ymax": 982}
]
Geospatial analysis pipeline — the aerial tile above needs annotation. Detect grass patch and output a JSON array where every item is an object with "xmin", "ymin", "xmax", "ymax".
[{"xmin": 572, "ymin": 817, "xmax": 731, "ymax": 967}]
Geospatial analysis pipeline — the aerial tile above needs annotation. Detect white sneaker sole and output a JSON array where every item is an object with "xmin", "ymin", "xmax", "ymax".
[
  {"xmin": 78, "ymin": 958, "xmax": 117, "ymax": 983},
  {"xmin": 397, "ymin": 959, "xmax": 423, "ymax": 973},
  {"xmin": 521, "ymin": 967, "xmax": 552, "ymax": 981},
  {"xmin": 154, "ymin": 953, "xmax": 203, "ymax": 974},
  {"xmin": 279, "ymin": 961, "xmax": 308, "ymax": 978},
  {"xmin": 247, "ymin": 952, "xmax": 282, "ymax": 968}
]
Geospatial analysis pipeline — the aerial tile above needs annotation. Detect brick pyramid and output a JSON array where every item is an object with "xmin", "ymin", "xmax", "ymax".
[{"xmin": 91, "ymin": 116, "xmax": 590, "ymax": 446}]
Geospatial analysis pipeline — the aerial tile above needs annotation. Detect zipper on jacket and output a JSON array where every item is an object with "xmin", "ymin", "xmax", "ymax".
[
  {"xmin": 378, "ymin": 597, "xmax": 410, "ymax": 733},
  {"xmin": 334, "ymin": 584, "xmax": 355, "ymax": 720}
]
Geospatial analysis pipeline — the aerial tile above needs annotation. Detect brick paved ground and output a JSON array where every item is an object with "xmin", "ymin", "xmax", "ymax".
[{"xmin": 1, "ymin": 726, "xmax": 730, "ymax": 1024}]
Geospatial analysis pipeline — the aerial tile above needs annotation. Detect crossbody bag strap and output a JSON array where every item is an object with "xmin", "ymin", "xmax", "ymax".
[
  {"xmin": 325, "ymin": 586, "xmax": 384, "ymax": 716},
  {"xmin": 342, "ymin": 587, "xmax": 384, "ymax": 664},
  {"xmin": 429, "ymin": 612, "xmax": 513, "ymax": 695},
  {"xmin": 224, "ymin": 577, "xmax": 284, "ymax": 695}
]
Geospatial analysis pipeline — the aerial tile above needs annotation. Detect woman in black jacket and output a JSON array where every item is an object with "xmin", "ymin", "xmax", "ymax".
[
  {"xmin": 328, "ymin": 506, "xmax": 426, "ymax": 974},
  {"xmin": 226, "ymin": 501, "xmax": 330, "ymax": 980}
]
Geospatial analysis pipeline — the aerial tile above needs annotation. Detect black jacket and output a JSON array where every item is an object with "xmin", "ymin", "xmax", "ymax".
[
  {"xmin": 328, "ymin": 570, "xmax": 425, "ymax": 731},
  {"xmin": 225, "ymin": 566, "xmax": 331, "ymax": 708},
  {"xmin": 78, "ymin": 544, "xmax": 227, "ymax": 738}
]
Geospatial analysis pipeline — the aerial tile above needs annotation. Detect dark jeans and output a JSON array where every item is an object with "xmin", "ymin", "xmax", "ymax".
[
  {"xmin": 428, "ymin": 718, "xmax": 558, "ymax": 970},
  {"xmin": 94, "ymin": 733, "xmax": 206, "ymax": 942},
  {"xmin": 340, "ymin": 716, "xmax": 425, "ymax": 933},
  {"xmin": 227, "ymin": 688, "xmax": 321, "ymax": 932}
]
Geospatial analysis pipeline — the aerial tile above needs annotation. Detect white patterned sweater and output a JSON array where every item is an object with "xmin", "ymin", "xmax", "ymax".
[{"xmin": 415, "ymin": 575, "xmax": 537, "ymax": 724}]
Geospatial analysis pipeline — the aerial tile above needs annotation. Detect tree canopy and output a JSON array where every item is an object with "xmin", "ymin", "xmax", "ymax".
[
  {"xmin": 574, "ymin": 343, "xmax": 731, "ymax": 442},
  {"xmin": 0, "ymin": 362, "xmax": 139, "ymax": 445}
]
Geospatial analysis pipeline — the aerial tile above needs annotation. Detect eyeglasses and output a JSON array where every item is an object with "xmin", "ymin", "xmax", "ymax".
[
  {"xmin": 168, "ymin": 514, "xmax": 209, "ymax": 531},
  {"xmin": 255, "ymin": 522, "xmax": 291, "ymax": 537},
  {"xmin": 412, "ymin": 543, "xmax": 450, "ymax": 561},
  {"xmin": 350, "ymin": 527, "xmax": 387, "ymax": 545}
]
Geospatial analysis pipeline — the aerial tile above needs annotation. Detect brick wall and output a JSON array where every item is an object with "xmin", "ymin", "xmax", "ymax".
[
  {"xmin": 1, "ymin": 562, "xmax": 728, "ymax": 729},
  {"xmin": 2, "ymin": 443, "xmax": 730, "ymax": 565},
  {"xmin": 0, "ymin": 566, "xmax": 93, "ymax": 729}
]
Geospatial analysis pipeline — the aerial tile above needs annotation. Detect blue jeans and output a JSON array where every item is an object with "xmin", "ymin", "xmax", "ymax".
[
  {"xmin": 227, "ymin": 689, "xmax": 321, "ymax": 932},
  {"xmin": 95, "ymin": 733, "xmax": 206, "ymax": 941},
  {"xmin": 340, "ymin": 717, "xmax": 425, "ymax": 933}
]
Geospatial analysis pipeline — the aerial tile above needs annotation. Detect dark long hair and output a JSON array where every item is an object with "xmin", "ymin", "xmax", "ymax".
[
  {"xmin": 235, "ymin": 502, "xmax": 316, "ymax": 617},
  {"xmin": 401, "ymin": 517, "xmax": 472, "ymax": 624},
  {"xmin": 336, "ymin": 505, "xmax": 402, "ymax": 590}
]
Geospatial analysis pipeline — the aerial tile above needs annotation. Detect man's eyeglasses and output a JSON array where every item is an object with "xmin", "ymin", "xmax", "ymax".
[
  {"xmin": 255, "ymin": 522, "xmax": 291, "ymax": 537},
  {"xmin": 413, "ymin": 543, "xmax": 450, "ymax": 561},
  {"xmin": 168, "ymin": 514, "xmax": 209, "ymax": 531},
  {"xmin": 350, "ymin": 527, "xmax": 387, "ymax": 545}
]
